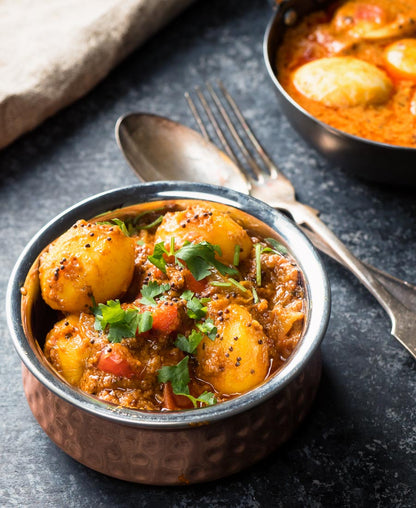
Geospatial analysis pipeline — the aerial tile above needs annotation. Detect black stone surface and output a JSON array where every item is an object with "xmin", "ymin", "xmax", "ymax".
[{"xmin": 1, "ymin": 1, "xmax": 415, "ymax": 506}]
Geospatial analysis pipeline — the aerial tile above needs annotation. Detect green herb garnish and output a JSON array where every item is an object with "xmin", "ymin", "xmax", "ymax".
[
  {"xmin": 148, "ymin": 241, "xmax": 169, "ymax": 273},
  {"xmin": 157, "ymin": 356, "xmax": 190, "ymax": 394},
  {"xmin": 175, "ymin": 241, "xmax": 239, "ymax": 281},
  {"xmin": 175, "ymin": 329, "xmax": 205, "ymax": 353},
  {"xmin": 265, "ymin": 237, "xmax": 288, "ymax": 255},
  {"xmin": 157, "ymin": 356, "xmax": 216, "ymax": 408},
  {"xmin": 186, "ymin": 295, "xmax": 208, "ymax": 320},
  {"xmin": 196, "ymin": 318, "xmax": 217, "ymax": 341},
  {"xmin": 93, "ymin": 299, "xmax": 152, "ymax": 343},
  {"xmin": 140, "ymin": 281, "xmax": 171, "ymax": 306},
  {"xmin": 252, "ymin": 286, "xmax": 259, "ymax": 304},
  {"xmin": 255, "ymin": 243, "xmax": 263, "ymax": 286},
  {"xmin": 233, "ymin": 245, "xmax": 241, "ymax": 266}
]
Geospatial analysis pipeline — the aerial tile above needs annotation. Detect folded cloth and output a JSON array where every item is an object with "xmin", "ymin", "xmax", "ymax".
[{"xmin": 0, "ymin": 0, "xmax": 194, "ymax": 149}]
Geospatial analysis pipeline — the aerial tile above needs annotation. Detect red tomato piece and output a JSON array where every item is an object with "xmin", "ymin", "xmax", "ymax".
[
  {"xmin": 97, "ymin": 351, "xmax": 136, "ymax": 379},
  {"xmin": 151, "ymin": 303, "xmax": 180, "ymax": 334},
  {"xmin": 162, "ymin": 382, "xmax": 193, "ymax": 410},
  {"xmin": 184, "ymin": 271, "xmax": 208, "ymax": 294}
]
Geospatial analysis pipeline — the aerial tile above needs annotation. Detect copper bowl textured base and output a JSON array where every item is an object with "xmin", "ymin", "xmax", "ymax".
[{"xmin": 23, "ymin": 353, "xmax": 321, "ymax": 485}]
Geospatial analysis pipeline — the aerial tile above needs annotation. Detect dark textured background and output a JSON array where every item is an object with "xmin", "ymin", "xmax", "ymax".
[{"xmin": 1, "ymin": 1, "xmax": 415, "ymax": 506}]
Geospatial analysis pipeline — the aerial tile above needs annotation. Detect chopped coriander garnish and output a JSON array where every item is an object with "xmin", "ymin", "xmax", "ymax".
[
  {"xmin": 176, "ymin": 390, "xmax": 217, "ymax": 408},
  {"xmin": 265, "ymin": 237, "xmax": 288, "ymax": 255},
  {"xmin": 93, "ymin": 299, "xmax": 152, "ymax": 343},
  {"xmin": 98, "ymin": 218, "xmax": 131, "ymax": 236},
  {"xmin": 255, "ymin": 243, "xmax": 262, "ymax": 286},
  {"xmin": 175, "ymin": 329, "xmax": 204, "ymax": 353},
  {"xmin": 136, "ymin": 239, "xmax": 145, "ymax": 246},
  {"xmin": 196, "ymin": 318, "xmax": 217, "ymax": 341},
  {"xmin": 210, "ymin": 281, "xmax": 232, "ymax": 288},
  {"xmin": 233, "ymin": 245, "xmax": 241, "ymax": 266},
  {"xmin": 228, "ymin": 278, "xmax": 249, "ymax": 293},
  {"xmin": 140, "ymin": 281, "xmax": 171, "ymax": 306},
  {"xmin": 186, "ymin": 295, "xmax": 208, "ymax": 320},
  {"xmin": 157, "ymin": 356, "xmax": 190, "ymax": 394},
  {"xmin": 157, "ymin": 356, "xmax": 217, "ymax": 408},
  {"xmin": 176, "ymin": 241, "xmax": 239, "ymax": 281},
  {"xmin": 139, "ymin": 215, "xmax": 163, "ymax": 230},
  {"xmin": 148, "ymin": 241, "xmax": 169, "ymax": 273},
  {"xmin": 181, "ymin": 289, "xmax": 194, "ymax": 301}
]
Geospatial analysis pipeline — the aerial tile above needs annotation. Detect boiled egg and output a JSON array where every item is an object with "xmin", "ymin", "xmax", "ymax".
[
  {"xmin": 292, "ymin": 56, "xmax": 392, "ymax": 107},
  {"xmin": 384, "ymin": 39, "xmax": 416, "ymax": 81}
]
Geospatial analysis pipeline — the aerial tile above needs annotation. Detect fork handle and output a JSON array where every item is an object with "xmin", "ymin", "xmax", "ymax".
[{"xmin": 286, "ymin": 202, "xmax": 410, "ymax": 331}]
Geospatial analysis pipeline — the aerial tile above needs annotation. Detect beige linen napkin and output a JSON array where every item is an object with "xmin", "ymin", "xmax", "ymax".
[{"xmin": 0, "ymin": 0, "xmax": 194, "ymax": 149}]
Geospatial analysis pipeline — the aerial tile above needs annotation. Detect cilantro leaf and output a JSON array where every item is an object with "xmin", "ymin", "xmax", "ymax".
[
  {"xmin": 174, "ymin": 390, "xmax": 217, "ymax": 408},
  {"xmin": 196, "ymin": 318, "xmax": 217, "ymax": 341},
  {"xmin": 98, "ymin": 218, "xmax": 131, "ymax": 236},
  {"xmin": 157, "ymin": 356, "xmax": 190, "ymax": 394},
  {"xmin": 175, "ymin": 241, "xmax": 239, "ymax": 281},
  {"xmin": 140, "ymin": 281, "xmax": 171, "ymax": 306},
  {"xmin": 148, "ymin": 241, "xmax": 169, "ymax": 273},
  {"xmin": 181, "ymin": 289, "xmax": 194, "ymax": 301},
  {"xmin": 175, "ymin": 329, "xmax": 204, "ymax": 353},
  {"xmin": 195, "ymin": 391, "xmax": 217, "ymax": 406},
  {"xmin": 93, "ymin": 300, "xmax": 153, "ymax": 343},
  {"xmin": 186, "ymin": 296, "xmax": 208, "ymax": 320}
]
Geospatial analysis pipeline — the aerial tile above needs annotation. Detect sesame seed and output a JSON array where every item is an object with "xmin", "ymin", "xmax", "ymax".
[
  {"xmin": 107, "ymin": 237, "xmax": 112, "ymax": 241},
  {"xmin": 235, "ymin": 361, "xmax": 240, "ymax": 367},
  {"xmin": 85, "ymin": 243, "xmax": 91, "ymax": 248},
  {"xmin": 258, "ymin": 339, "xmax": 263, "ymax": 344}
]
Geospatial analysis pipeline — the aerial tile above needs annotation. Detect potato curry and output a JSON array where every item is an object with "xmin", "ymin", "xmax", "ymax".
[
  {"xmin": 276, "ymin": 0, "xmax": 416, "ymax": 147},
  {"xmin": 39, "ymin": 201, "xmax": 305, "ymax": 411}
]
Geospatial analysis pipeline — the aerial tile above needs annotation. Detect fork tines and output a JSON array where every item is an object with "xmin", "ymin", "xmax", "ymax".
[{"xmin": 184, "ymin": 81, "xmax": 277, "ymax": 181}]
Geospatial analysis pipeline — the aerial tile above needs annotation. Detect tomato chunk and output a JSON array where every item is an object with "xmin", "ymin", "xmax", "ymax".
[
  {"xmin": 184, "ymin": 271, "xmax": 208, "ymax": 294},
  {"xmin": 151, "ymin": 303, "xmax": 180, "ymax": 334},
  {"xmin": 97, "ymin": 350, "xmax": 136, "ymax": 378}
]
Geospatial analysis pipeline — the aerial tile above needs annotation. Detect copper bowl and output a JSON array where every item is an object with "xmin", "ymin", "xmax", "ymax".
[
  {"xmin": 263, "ymin": 0, "xmax": 416, "ymax": 186},
  {"xmin": 6, "ymin": 182, "xmax": 330, "ymax": 485}
]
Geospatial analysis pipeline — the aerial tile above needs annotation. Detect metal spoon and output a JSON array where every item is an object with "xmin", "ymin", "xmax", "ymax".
[{"xmin": 115, "ymin": 113, "xmax": 416, "ymax": 310}]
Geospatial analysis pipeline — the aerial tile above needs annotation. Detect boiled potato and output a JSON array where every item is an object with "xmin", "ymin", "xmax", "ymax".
[
  {"xmin": 196, "ymin": 304, "xmax": 269, "ymax": 395},
  {"xmin": 39, "ymin": 220, "xmax": 135, "ymax": 313},
  {"xmin": 44, "ymin": 314, "xmax": 93, "ymax": 384},
  {"xmin": 384, "ymin": 39, "xmax": 416, "ymax": 82},
  {"xmin": 292, "ymin": 57, "xmax": 392, "ymax": 107},
  {"xmin": 154, "ymin": 206, "xmax": 252, "ymax": 265}
]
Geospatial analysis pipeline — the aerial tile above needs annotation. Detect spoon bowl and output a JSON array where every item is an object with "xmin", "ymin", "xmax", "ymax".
[{"xmin": 115, "ymin": 113, "xmax": 248, "ymax": 193}]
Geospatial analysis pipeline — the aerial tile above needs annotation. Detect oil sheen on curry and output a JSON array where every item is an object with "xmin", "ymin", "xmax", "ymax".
[
  {"xmin": 276, "ymin": 0, "xmax": 416, "ymax": 147},
  {"xmin": 33, "ymin": 200, "xmax": 305, "ymax": 411}
]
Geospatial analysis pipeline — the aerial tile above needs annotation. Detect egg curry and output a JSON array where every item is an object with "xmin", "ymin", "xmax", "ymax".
[{"xmin": 276, "ymin": 0, "xmax": 416, "ymax": 147}]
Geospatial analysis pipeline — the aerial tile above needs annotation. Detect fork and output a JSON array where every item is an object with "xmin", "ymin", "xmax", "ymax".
[{"xmin": 185, "ymin": 81, "xmax": 416, "ymax": 360}]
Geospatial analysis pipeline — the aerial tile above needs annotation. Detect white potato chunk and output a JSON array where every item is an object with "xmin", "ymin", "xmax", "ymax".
[
  {"xmin": 154, "ymin": 206, "xmax": 252, "ymax": 265},
  {"xmin": 292, "ymin": 57, "xmax": 392, "ymax": 107},
  {"xmin": 196, "ymin": 304, "xmax": 269, "ymax": 395},
  {"xmin": 39, "ymin": 220, "xmax": 135, "ymax": 313}
]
